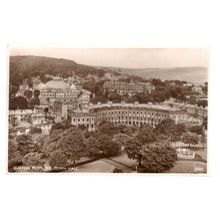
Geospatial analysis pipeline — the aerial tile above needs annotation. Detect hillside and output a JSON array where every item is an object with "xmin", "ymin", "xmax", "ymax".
[
  {"xmin": 10, "ymin": 56, "xmax": 208, "ymax": 87},
  {"xmin": 102, "ymin": 66, "xmax": 208, "ymax": 84},
  {"xmin": 9, "ymin": 55, "xmax": 111, "ymax": 86}
]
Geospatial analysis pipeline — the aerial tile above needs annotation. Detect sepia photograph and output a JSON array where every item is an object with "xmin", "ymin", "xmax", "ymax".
[
  {"xmin": 8, "ymin": 48, "xmax": 208, "ymax": 174},
  {"xmin": 2, "ymin": 1, "xmax": 220, "ymax": 220}
]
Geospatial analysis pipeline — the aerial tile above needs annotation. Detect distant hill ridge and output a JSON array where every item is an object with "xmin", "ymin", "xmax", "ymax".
[
  {"xmin": 10, "ymin": 55, "xmax": 208, "ymax": 84},
  {"xmin": 102, "ymin": 66, "xmax": 208, "ymax": 84}
]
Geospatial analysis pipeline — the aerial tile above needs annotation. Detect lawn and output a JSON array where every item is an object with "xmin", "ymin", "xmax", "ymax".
[
  {"xmin": 74, "ymin": 160, "xmax": 116, "ymax": 173},
  {"xmin": 167, "ymin": 161, "xmax": 207, "ymax": 174},
  {"xmin": 65, "ymin": 152, "xmax": 207, "ymax": 174},
  {"xmin": 65, "ymin": 154, "xmax": 137, "ymax": 173},
  {"xmin": 110, "ymin": 153, "xmax": 137, "ymax": 168}
]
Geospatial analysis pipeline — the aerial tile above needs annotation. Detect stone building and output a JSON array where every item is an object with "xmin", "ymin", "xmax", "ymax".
[
  {"xmin": 38, "ymin": 77, "xmax": 81, "ymax": 103},
  {"xmin": 68, "ymin": 102, "xmax": 192, "ymax": 131},
  {"xmin": 68, "ymin": 110, "xmax": 96, "ymax": 132},
  {"xmin": 53, "ymin": 100, "xmax": 79, "ymax": 120},
  {"xmin": 103, "ymin": 81, "xmax": 155, "ymax": 96},
  {"xmin": 8, "ymin": 109, "xmax": 34, "ymax": 126}
]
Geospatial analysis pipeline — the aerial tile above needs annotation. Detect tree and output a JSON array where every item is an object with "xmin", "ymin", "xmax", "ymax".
[
  {"xmin": 50, "ymin": 120, "xmax": 72, "ymax": 134},
  {"xmin": 9, "ymin": 85, "xmax": 19, "ymax": 97},
  {"xmin": 16, "ymin": 134, "xmax": 38, "ymax": 156},
  {"xmin": 24, "ymin": 89, "xmax": 33, "ymax": 100},
  {"xmin": 87, "ymin": 136, "xmax": 101, "ymax": 157},
  {"xmin": 112, "ymin": 133, "xmax": 131, "ymax": 151},
  {"xmin": 8, "ymin": 139, "xmax": 22, "ymax": 172},
  {"xmin": 44, "ymin": 107, "xmax": 49, "ymax": 117},
  {"xmin": 29, "ymin": 127, "xmax": 42, "ymax": 135},
  {"xmin": 126, "ymin": 138, "xmax": 177, "ymax": 172},
  {"xmin": 22, "ymin": 152, "xmax": 45, "ymax": 169},
  {"xmin": 9, "ymin": 96, "xmax": 28, "ymax": 110},
  {"xmin": 151, "ymin": 78, "xmax": 165, "ymax": 87},
  {"xmin": 49, "ymin": 151, "xmax": 68, "ymax": 169},
  {"xmin": 98, "ymin": 134, "xmax": 121, "ymax": 157},
  {"xmin": 87, "ymin": 131, "xmax": 121, "ymax": 157},
  {"xmin": 182, "ymin": 132, "xmax": 199, "ymax": 148},
  {"xmin": 125, "ymin": 137, "xmax": 144, "ymax": 166},
  {"xmin": 56, "ymin": 127, "xmax": 87, "ymax": 167},
  {"xmin": 34, "ymin": 133, "xmax": 48, "ymax": 153},
  {"xmin": 189, "ymin": 125, "xmax": 203, "ymax": 135},
  {"xmin": 78, "ymin": 124, "xmax": 87, "ymax": 131},
  {"xmin": 201, "ymin": 125, "xmax": 207, "ymax": 149},
  {"xmin": 43, "ymin": 129, "xmax": 65, "ymax": 157},
  {"xmin": 29, "ymin": 97, "xmax": 40, "ymax": 108},
  {"xmin": 98, "ymin": 121, "xmax": 120, "ymax": 138},
  {"xmin": 197, "ymin": 100, "xmax": 207, "ymax": 107},
  {"xmin": 118, "ymin": 125, "xmax": 133, "ymax": 136},
  {"xmin": 203, "ymin": 116, "xmax": 207, "ymax": 130},
  {"xmin": 108, "ymin": 91, "xmax": 122, "ymax": 103},
  {"xmin": 140, "ymin": 142, "xmax": 177, "ymax": 173},
  {"xmin": 176, "ymin": 123, "xmax": 186, "ymax": 137},
  {"xmin": 155, "ymin": 119, "xmax": 176, "ymax": 141},
  {"xmin": 34, "ymin": 90, "xmax": 40, "ymax": 97},
  {"xmin": 135, "ymin": 125, "xmax": 156, "ymax": 145}
]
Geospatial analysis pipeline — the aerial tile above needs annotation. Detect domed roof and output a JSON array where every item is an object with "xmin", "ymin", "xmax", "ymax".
[{"xmin": 44, "ymin": 78, "xmax": 70, "ymax": 89}]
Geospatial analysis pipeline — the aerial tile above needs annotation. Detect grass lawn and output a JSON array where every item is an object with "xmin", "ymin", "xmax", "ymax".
[
  {"xmin": 110, "ymin": 153, "xmax": 137, "ymax": 169},
  {"xmin": 195, "ymin": 149, "xmax": 207, "ymax": 161},
  {"xmin": 74, "ymin": 160, "xmax": 116, "ymax": 173},
  {"xmin": 65, "ymin": 152, "xmax": 207, "ymax": 174},
  {"xmin": 167, "ymin": 161, "xmax": 207, "ymax": 174},
  {"xmin": 65, "ymin": 154, "xmax": 137, "ymax": 173}
]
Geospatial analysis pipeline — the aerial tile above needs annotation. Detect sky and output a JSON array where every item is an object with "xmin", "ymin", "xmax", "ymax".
[{"xmin": 10, "ymin": 47, "xmax": 208, "ymax": 69}]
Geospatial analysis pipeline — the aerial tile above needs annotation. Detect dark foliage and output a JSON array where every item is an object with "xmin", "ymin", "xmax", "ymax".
[
  {"xmin": 139, "ymin": 143, "xmax": 177, "ymax": 173},
  {"xmin": 9, "ymin": 96, "xmax": 29, "ymax": 110},
  {"xmin": 50, "ymin": 120, "xmax": 73, "ymax": 134}
]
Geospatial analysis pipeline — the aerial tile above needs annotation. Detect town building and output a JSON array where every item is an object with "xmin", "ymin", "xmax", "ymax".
[
  {"xmin": 8, "ymin": 109, "xmax": 34, "ymax": 126},
  {"xmin": 103, "ymin": 81, "xmax": 155, "ymax": 96},
  {"xmin": 68, "ymin": 110, "xmax": 96, "ymax": 132},
  {"xmin": 38, "ymin": 77, "xmax": 81, "ymax": 103},
  {"xmin": 67, "ymin": 101, "xmax": 197, "ymax": 131},
  {"xmin": 53, "ymin": 89, "xmax": 91, "ymax": 120},
  {"xmin": 8, "ymin": 106, "xmax": 54, "ymax": 131},
  {"xmin": 53, "ymin": 100, "xmax": 79, "ymax": 120},
  {"xmin": 163, "ymin": 98, "xmax": 207, "ymax": 123}
]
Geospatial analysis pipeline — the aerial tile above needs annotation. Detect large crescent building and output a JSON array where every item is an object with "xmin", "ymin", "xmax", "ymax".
[{"xmin": 68, "ymin": 101, "xmax": 203, "ymax": 132}]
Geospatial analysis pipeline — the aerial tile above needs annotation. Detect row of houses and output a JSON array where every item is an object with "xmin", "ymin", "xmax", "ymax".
[{"xmin": 103, "ymin": 81, "xmax": 155, "ymax": 96}]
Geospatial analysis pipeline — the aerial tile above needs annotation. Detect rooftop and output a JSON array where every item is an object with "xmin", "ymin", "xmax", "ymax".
[{"xmin": 43, "ymin": 78, "xmax": 70, "ymax": 89}]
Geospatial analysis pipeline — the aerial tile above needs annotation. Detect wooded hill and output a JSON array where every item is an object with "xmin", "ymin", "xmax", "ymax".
[{"xmin": 9, "ymin": 55, "xmax": 120, "ymax": 87}]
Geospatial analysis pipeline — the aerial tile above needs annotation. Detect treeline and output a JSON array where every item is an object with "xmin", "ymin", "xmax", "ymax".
[
  {"xmin": 83, "ymin": 79, "xmax": 201, "ymax": 104},
  {"xmin": 9, "ymin": 90, "xmax": 41, "ymax": 110},
  {"xmin": 8, "ymin": 119, "xmax": 205, "ymax": 173}
]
